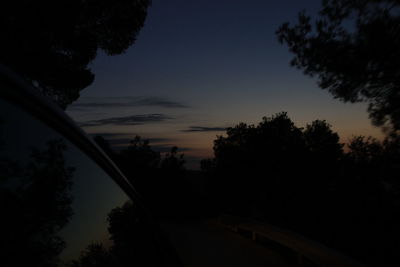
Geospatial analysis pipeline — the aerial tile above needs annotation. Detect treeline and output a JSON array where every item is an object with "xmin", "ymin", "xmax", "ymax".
[
  {"xmin": 94, "ymin": 112, "xmax": 400, "ymax": 266},
  {"xmin": 201, "ymin": 112, "xmax": 400, "ymax": 267},
  {"xmin": 93, "ymin": 135, "xmax": 195, "ymax": 219}
]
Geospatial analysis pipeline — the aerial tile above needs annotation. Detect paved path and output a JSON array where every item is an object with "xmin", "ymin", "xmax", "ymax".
[{"xmin": 161, "ymin": 221, "xmax": 296, "ymax": 267}]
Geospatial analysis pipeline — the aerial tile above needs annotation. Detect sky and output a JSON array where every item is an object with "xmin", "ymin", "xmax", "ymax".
[{"xmin": 67, "ymin": 0, "xmax": 383, "ymax": 169}]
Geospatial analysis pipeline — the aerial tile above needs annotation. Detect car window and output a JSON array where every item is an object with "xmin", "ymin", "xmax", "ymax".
[{"xmin": 0, "ymin": 98, "xmax": 165, "ymax": 267}]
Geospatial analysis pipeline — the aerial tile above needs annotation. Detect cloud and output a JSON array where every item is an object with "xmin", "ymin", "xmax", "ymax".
[
  {"xmin": 111, "ymin": 142, "xmax": 191, "ymax": 153},
  {"xmin": 181, "ymin": 126, "xmax": 227, "ymax": 132},
  {"xmin": 134, "ymin": 97, "xmax": 189, "ymax": 108},
  {"xmin": 88, "ymin": 132, "xmax": 172, "ymax": 145},
  {"xmin": 79, "ymin": 114, "xmax": 172, "ymax": 127},
  {"xmin": 69, "ymin": 96, "xmax": 189, "ymax": 110},
  {"xmin": 87, "ymin": 132, "xmax": 190, "ymax": 152}
]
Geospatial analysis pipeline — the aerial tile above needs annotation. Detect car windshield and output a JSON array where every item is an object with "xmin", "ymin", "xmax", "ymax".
[{"xmin": 0, "ymin": 98, "xmax": 168, "ymax": 267}]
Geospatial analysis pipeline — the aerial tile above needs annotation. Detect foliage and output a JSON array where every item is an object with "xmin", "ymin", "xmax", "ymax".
[
  {"xmin": 107, "ymin": 201, "xmax": 157, "ymax": 265},
  {"xmin": 203, "ymin": 112, "xmax": 400, "ymax": 266},
  {"xmin": 94, "ymin": 135, "xmax": 189, "ymax": 218},
  {"xmin": 69, "ymin": 243, "xmax": 112, "ymax": 267},
  {"xmin": 214, "ymin": 112, "xmax": 306, "ymax": 174},
  {"xmin": 276, "ymin": 0, "xmax": 400, "ymax": 135},
  {"xmin": 304, "ymin": 120, "xmax": 343, "ymax": 160},
  {"xmin": 1, "ymin": 0, "xmax": 151, "ymax": 108},
  {"xmin": 118, "ymin": 136, "xmax": 161, "ymax": 172},
  {"xmin": 0, "ymin": 139, "xmax": 74, "ymax": 267},
  {"xmin": 160, "ymin": 146, "xmax": 185, "ymax": 172},
  {"xmin": 69, "ymin": 201, "xmax": 166, "ymax": 267},
  {"xmin": 205, "ymin": 112, "xmax": 341, "ymax": 216}
]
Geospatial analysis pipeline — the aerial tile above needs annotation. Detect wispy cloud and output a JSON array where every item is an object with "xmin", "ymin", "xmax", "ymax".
[
  {"xmin": 111, "ymin": 142, "xmax": 191, "ymax": 153},
  {"xmin": 181, "ymin": 126, "xmax": 227, "ymax": 132},
  {"xmin": 69, "ymin": 96, "xmax": 189, "ymax": 110},
  {"xmin": 79, "ymin": 114, "xmax": 172, "ymax": 127},
  {"xmin": 134, "ymin": 97, "xmax": 189, "ymax": 108},
  {"xmin": 88, "ymin": 132, "xmax": 172, "ymax": 145},
  {"xmin": 87, "ymin": 132, "xmax": 189, "ymax": 152}
]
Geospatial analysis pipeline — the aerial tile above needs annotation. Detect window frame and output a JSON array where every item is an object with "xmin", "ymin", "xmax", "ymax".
[{"xmin": 0, "ymin": 64, "xmax": 144, "ymax": 211}]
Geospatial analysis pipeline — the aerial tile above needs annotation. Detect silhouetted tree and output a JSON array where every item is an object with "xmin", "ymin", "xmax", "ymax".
[
  {"xmin": 1, "ymin": 0, "xmax": 151, "ymax": 108},
  {"xmin": 200, "ymin": 158, "xmax": 216, "ymax": 172},
  {"xmin": 299, "ymin": 120, "xmax": 344, "ymax": 227},
  {"xmin": 160, "ymin": 146, "xmax": 185, "ymax": 172},
  {"xmin": 210, "ymin": 112, "xmax": 310, "ymax": 217},
  {"xmin": 159, "ymin": 146, "xmax": 190, "ymax": 217},
  {"xmin": 106, "ymin": 136, "xmax": 161, "ymax": 213},
  {"xmin": 69, "ymin": 200, "xmax": 181, "ymax": 267},
  {"xmin": 328, "ymin": 135, "xmax": 400, "ymax": 266},
  {"xmin": 304, "ymin": 120, "xmax": 343, "ymax": 162},
  {"xmin": 94, "ymin": 135, "xmax": 191, "ymax": 218},
  {"xmin": 69, "ymin": 243, "xmax": 112, "ymax": 267},
  {"xmin": 276, "ymin": 0, "xmax": 400, "ymax": 135},
  {"xmin": 118, "ymin": 136, "xmax": 161, "ymax": 173},
  {"xmin": 0, "ymin": 139, "xmax": 74, "ymax": 267},
  {"xmin": 107, "ymin": 201, "xmax": 162, "ymax": 266},
  {"xmin": 344, "ymin": 135, "xmax": 399, "ymax": 189},
  {"xmin": 203, "ymin": 112, "xmax": 400, "ymax": 265},
  {"xmin": 302, "ymin": 120, "xmax": 343, "ymax": 187}
]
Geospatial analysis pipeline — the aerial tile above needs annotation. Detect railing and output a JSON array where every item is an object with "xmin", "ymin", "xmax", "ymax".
[{"xmin": 216, "ymin": 214, "xmax": 366, "ymax": 267}]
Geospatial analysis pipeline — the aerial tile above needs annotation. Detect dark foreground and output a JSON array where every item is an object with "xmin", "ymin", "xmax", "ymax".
[{"xmin": 161, "ymin": 220, "xmax": 296, "ymax": 267}]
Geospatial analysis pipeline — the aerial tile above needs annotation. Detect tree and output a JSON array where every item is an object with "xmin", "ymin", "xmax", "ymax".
[
  {"xmin": 107, "ymin": 201, "xmax": 156, "ymax": 266},
  {"xmin": 210, "ymin": 112, "xmax": 310, "ymax": 216},
  {"xmin": 204, "ymin": 113, "xmax": 400, "ymax": 265},
  {"xmin": 69, "ymin": 242, "xmax": 112, "ymax": 267},
  {"xmin": 160, "ymin": 146, "xmax": 185, "ymax": 172},
  {"xmin": 0, "ymin": 139, "xmax": 74, "ymax": 267},
  {"xmin": 213, "ymin": 112, "xmax": 306, "ymax": 176},
  {"xmin": 118, "ymin": 135, "xmax": 161, "ymax": 173},
  {"xmin": 1, "ymin": 0, "xmax": 151, "ymax": 108},
  {"xmin": 276, "ymin": 0, "xmax": 400, "ymax": 135},
  {"xmin": 69, "ymin": 201, "xmax": 165, "ymax": 267},
  {"xmin": 304, "ymin": 120, "xmax": 343, "ymax": 162},
  {"xmin": 205, "ymin": 113, "xmax": 351, "ymax": 222},
  {"xmin": 93, "ymin": 135, "xmax": 190, "ymax": 218}
]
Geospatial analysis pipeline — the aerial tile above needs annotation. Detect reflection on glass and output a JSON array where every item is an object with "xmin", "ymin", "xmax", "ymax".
[{"xmin": 0, "ymin": 99, "xmax": 164, "ymax": 267}]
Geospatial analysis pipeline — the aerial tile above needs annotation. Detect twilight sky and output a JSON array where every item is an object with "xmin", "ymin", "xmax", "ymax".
[{"xmin": 67, "ymin": 0, "xmax": 383, "ymax": 169}]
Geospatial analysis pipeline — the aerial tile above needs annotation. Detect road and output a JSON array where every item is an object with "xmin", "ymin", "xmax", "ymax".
[{"xmin": 161, "ymin": 220, "xmax": 296, "ymax": 267}]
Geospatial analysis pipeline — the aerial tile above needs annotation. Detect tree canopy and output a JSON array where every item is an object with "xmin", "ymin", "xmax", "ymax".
[
  {"xmin": 202, "ymin": 112, "xmax": 400, "ymax": 265},
  {"xmin": 93, "ymin": 135, "xmax": 189, "ymax": 218},
  {"xmin": 1, "ymin": 0, "xmax": 151, "ymax": 108},
  {"xmin": 276, "ymin": 0, "xmax": 400, "ymax": 135},
  {"xmin": 203, "ymin": 112, "xmax": 344, "ymax": 216}
]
